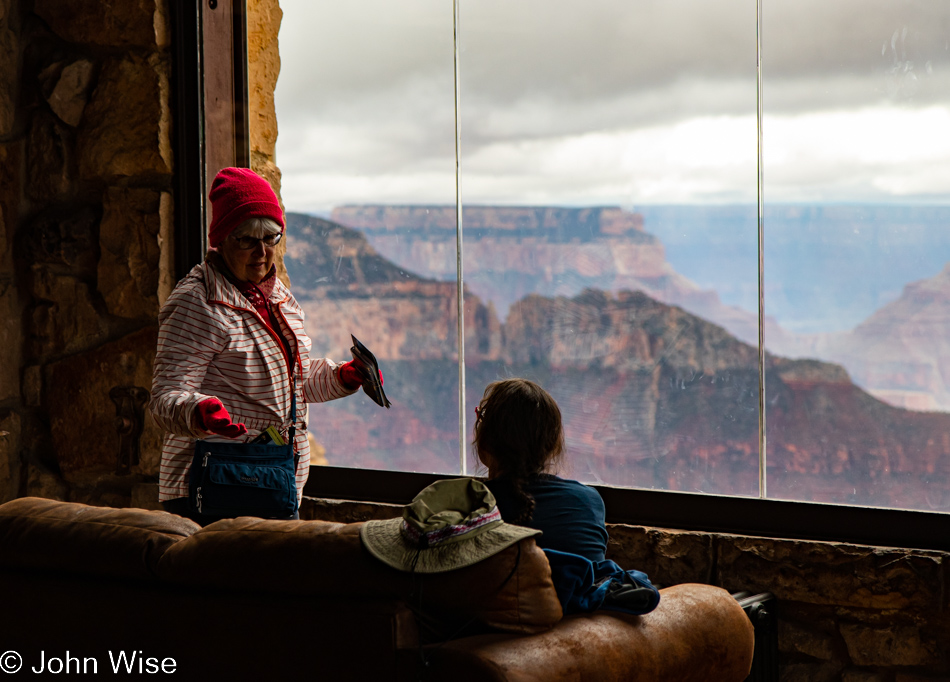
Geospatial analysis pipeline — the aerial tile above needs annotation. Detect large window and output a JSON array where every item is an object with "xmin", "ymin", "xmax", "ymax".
[
  {"xmin": 273, "ymin": 0, "xmax": 950, "ymax": 515},
  {"xmin": 275, "ymin": 1, "xmax": 462, "ymax": 473},
  {"xmin": 761, "ymin": 0, "xmax": 950, "ymax": 510}
]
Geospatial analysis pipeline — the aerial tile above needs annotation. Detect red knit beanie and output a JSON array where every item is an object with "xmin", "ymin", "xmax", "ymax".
[{"xmin": 208, "ymin": 167, "xmax": 285, "ymax": 248}]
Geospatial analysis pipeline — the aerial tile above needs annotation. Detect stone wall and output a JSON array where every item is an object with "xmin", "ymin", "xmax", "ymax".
[
  {"xmin": 247, "ymin": 0, "xmax": 286, "ymax": 282},
  {"xmin": 248, "ymin": 0, "xmax": 281, "ymax": 182},
  {"xmin": 300, "ymin": 496, "xmax": 950, "ymax": 682},
  {"xmin": 607, "ymin": 525, "xmax": 950, "ymax": 682},
  {"xmin": 0, "ymin": 0, "xmax": 282, "ymax": 508},
  {"xmin": 0, "ymin": 0, "xmax": 174, "ymax": 507}
]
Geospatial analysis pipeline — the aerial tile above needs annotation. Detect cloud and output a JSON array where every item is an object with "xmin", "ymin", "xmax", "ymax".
[
  {"xmin": 274, "ymin": 0, "xmax": 950, "ymax": 210},
  {"xmin": 277, "ymin": 0, "xmax": 950, "ymax": 112},
  {"xmin": 763, "ymin": 106, "xmax": 950, "ymax": 201},
  {"xmin": 460, "ymin": 115, "xmax": 758, "ymax": 205}
]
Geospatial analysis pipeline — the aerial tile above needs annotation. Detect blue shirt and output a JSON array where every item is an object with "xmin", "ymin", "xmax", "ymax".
[{"xmin": 486, "ymin": 474, "xmax": 609, "ymax": 562}]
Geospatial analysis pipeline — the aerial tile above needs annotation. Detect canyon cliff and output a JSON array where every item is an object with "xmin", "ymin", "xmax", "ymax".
[
  {"xmin": 329, "ymin": 205, "xmax": 765, "ymax": 347},
  {"xmin": 846, "ymin": 263, "xmax": 950, "ymax": 411},
  {"xmin": 770, "ymin": 263, "xmax": 950, "ymax": 412},
  {"xmin": 286, "ymin": 213, "xmax": 950, "ymax": 510},
  {"xmin": 284, "ymin": 214, "xmax": 501, "ymax": 362}
]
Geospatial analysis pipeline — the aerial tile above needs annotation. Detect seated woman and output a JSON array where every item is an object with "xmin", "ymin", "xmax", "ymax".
[
  {"xmin": 473, "ymin": 378, "xmax": 609, "ymax": 562},
  {"xmin": 473, "ymin": 378, "xmax": 659, "ymax": 615}
]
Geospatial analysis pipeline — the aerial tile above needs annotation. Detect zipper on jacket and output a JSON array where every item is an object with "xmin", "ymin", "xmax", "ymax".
[
  {"xmin": 262, "ymin": 304, "xmax": 298, "ymax": 431},
  {"xmin": 256, "ymin": 293, "xmax": 300, "ymax": 427},
  {"xmin": 210, "ymin": 277, "xmax": 300, "ymax": 447},
  {"xmin": 273, "ymin": 299, "xmax": 303, "ymax": 380},
  {"xmin": 227, "ymin": 299, "xmax": 295, "ymax": 382},
  {"xmin": 205, "ymin": 262, "xmax": 299, "ymax": 387},
  {"xmin": 213, "ymin": 299, "xmax": 296, "ymax": 404}
]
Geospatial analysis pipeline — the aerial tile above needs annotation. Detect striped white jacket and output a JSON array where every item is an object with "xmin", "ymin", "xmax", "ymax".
[{"xmin": 150, "ymin": 260, "xmax": 355, "ymax": 502}]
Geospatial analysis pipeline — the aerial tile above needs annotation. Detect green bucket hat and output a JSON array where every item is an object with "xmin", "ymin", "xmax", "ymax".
[{"xmin": 359, "ymin": 478, "xmax": 541, "ymax": 574}]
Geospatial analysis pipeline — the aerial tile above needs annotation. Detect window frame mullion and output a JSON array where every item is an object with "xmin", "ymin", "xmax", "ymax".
[
  {"xmin": 453, "ymin": 0, "xmax": 467, "ymax": 476},
  {"xmin": 756, "ymin": 0, "xmax": 767, "ymax": 499}
]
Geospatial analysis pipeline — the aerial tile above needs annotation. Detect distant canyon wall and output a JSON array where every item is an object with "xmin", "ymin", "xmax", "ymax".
[
  {"xmin": 769, "ymin": 263, "xmax": 950, "ymax": 412},
  {"xmin": 328, "ymin": 206, "xmax": 761, "ymax": 349},
  {"xmin": 285, "ymin": 213, "xmax": 950, "ymax": 510},
  {"xmin": 326, "ymin": 206, "xmax": 950, "ymax": 415},
  {"xmin": 331, "ymin": 205, "xmax": 646, "ymax": 236}
]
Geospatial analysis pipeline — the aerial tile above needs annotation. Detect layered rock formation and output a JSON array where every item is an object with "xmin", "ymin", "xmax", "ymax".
[
  {"xmin": 328, "ymin": 204, "xmax": 950, "ymax": 416},
  {"xmin": 331, "ymin": 205, "xmax": 647, "ymax": 236},
  {"xmin": 328, "ymin": 205, "xmax": 764, "ymax": 346},
  {"xmin": 771, "ymin": 263, "xmax": 950, "ymax": 412},
  {"xmin": 284, "ymin": 214, "xmax": 501, "ymax": 362},
  {"xmin": 287, "ymin": 215, "xmax": 950, "ymax": 510},
  {"xmin": 837, "ymin": 263, "xmax": 950, "ymax": 412}
]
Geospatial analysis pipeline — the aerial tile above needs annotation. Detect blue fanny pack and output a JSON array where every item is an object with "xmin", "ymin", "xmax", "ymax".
[{"xmin": 189, "ymin": 378, "xmax": 299, "ymax": 519}]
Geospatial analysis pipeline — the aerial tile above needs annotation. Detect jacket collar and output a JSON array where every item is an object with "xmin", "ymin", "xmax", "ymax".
[{"xmin": 201, "ymin": 258, "xmax": 290, "ymax": 310}]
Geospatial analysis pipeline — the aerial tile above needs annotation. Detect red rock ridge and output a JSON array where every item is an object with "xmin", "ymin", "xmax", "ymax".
[
  {"xmin": 771, "ymin": 263, "xmax": 950, "ymax": 412},
  {"xmin": 330, "ymin": 205, "xmax": 645, "ymax": 235}
]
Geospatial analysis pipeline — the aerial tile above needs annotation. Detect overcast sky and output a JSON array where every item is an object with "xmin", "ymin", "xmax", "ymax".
[{"xmin": 274, "ymin": 0, "xmax": 950, "ymax": 213}]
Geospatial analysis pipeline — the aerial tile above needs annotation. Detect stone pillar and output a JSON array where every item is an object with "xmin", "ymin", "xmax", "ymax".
[
  {"xmin": 248, "ymin": 0, "xmax": 286, "ymax": 283},
  {"xmin": 0, "ymin": 0, "xmax": 174, "ymax": 505},
  {"xmin": 248, "ymin": 0, "xmax": 281, "ymax": 175},
  {"xmin": 0, "ymin": 0, "xmax": 24, "ymax": 503}
]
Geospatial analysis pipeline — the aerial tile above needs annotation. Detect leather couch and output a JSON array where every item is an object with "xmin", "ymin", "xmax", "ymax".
[{"xmin": 0, "ymin": 497, "xmax": 754, "ymax": 681}]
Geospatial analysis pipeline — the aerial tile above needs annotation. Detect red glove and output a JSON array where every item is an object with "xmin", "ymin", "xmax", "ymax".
[
  {"xmin": 339, "ymin": 361, "xmax": 384, "ymax": 391},
  {"xmin": 195, "ymin": 398, "xmax": 248, "ymax": 438}
]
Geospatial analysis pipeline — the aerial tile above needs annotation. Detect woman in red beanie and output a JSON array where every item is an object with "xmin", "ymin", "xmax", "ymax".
[{"xmin": 149, "ymin": 167, "xmax": 375, "ymax": 524}]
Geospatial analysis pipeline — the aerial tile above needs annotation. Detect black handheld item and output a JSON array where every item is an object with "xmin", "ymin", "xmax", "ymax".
[{"xmin": 350, "ymin": 334, "xmax": 392, "ymax": 409}]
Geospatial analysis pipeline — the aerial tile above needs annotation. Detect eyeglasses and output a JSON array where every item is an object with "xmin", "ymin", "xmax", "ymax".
[
  {"xmin": 475, "ymin": 405, "xmax": 485, "ymax": 422},
  {"xmin": 230, "ymin": 233, "xmax": 283, "ymax": 250}
]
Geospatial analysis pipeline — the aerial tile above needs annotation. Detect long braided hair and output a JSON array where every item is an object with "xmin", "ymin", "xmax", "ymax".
[{"xmin": 473, "ymin": 379, "xmax": 565, "ymax": 524}]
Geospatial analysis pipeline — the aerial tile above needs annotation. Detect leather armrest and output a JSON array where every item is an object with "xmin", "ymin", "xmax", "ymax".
[{"xmin": 414, "ymin": 583, "xmax": 755, "ymax": 682}]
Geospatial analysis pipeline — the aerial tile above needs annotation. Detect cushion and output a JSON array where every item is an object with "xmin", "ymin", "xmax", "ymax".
[
  {"xmin": 157, "ymin": 516, "xmax": 562, "ymax": 634},
  {"xmin": 0, "ymin": 497, "xmax": 200, "ymax": 581}
]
